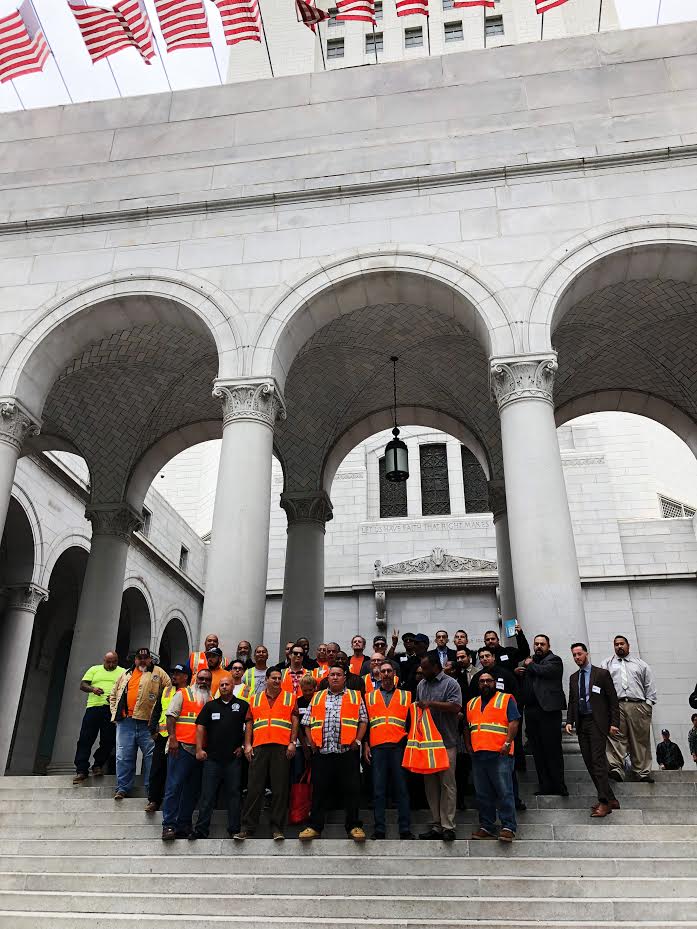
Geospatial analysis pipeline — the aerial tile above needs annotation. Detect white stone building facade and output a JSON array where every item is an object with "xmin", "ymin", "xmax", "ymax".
[{"xmin": 1, "ymin": 20, "xmax": 697, "ymax": 771}]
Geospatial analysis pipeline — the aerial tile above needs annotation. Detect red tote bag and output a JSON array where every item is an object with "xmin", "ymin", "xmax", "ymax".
[{"xmin": 288, "ymin": 767, "xmax": 312, "ymax": 824}]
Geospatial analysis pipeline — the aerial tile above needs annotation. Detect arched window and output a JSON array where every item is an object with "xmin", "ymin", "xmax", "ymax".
[
  {"xmin": 379, "ymin": 456, "xmax": 407, "ymax": 518},
  {"xmin": 420, "ymin": 444, "xmax": 450, "ymax": 516},
  {"xmin": 461, "ymin": 446, "xmax": 488, "ymax": 513}
]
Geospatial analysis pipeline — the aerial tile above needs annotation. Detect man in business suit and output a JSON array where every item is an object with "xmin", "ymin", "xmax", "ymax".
[
  {"xmin": 427, "ymin": 630, "xmax": 457, "ymax": 669},
  {"xmin": 515, "ymin": 635, "xmax": 567, "ymax": 796},
  {"xmin": 566, "ymin": 642, "xmax": 621, "ymax": 818}
]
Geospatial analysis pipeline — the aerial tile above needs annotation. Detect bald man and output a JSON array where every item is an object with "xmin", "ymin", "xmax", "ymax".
[{"xmin": 73, "ymin": 651, "xmax": 125, "ymax": 784}]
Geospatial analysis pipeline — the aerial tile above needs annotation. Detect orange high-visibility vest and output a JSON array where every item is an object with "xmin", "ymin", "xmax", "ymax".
[
  {"xmin": 364, "ymin": 672, "xmax": 398, "ymax": 694},
  {"xmin": 402, "ymin": 707, "xmax": 449, "ymax": 774},
  {"xmin": 249, "ymin": 690, "xmax": 295, "ymax": 746},
  {"xmin": 313, "ymin": 664, "xmax": 329, "ymax": 683},
  {"xmin": 349, "ymin": 655, "xmax": 364, "ymax": 676},
  {"xmin": 467, "ymin": 692, "xmax": 514, "ymax": 755},
  {"xmin": 281, "ymin": 668, "xmax": 304, "ymax": 696},
  {"xmin": 366, "ymin": 688, "xmax": 412, "ymax": 746},
  {"xmin": 190, "ymin": 651, "xmax": 229, "ymax": 673},
  {"xmin": 308, "ymin": 689, "xmax": 361, "ymax": 748},
  {"xmin": 173, "ymin": 687, "xmax": 208, "ymax": 744}
]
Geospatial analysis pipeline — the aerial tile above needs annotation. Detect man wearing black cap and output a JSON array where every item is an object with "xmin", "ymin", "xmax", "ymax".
[
  {"xmin": 656, "ymin": 729, "xmax": 684, "ymax": 770},
  {"xmin": 145, "ymin": 663, "xmax": 190, "ymax": 813},
  {"xmin": 204, "ymin": 647, "xmax": 227, "ymax": 696},
  {"xmin": 372, "ymin": 634, "xmax": 399, "ymax": 672},
  {"xmin": 403, "ymin": 634, "xmax": 430, "ymax": 695},
  {"xmin": 388, "ymin": 630, "xmax": 419, "ymax": 686}
]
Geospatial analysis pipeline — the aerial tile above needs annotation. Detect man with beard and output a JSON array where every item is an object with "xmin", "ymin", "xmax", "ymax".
[
  {"xmin": 349, "ymin": 635, "xmax": 369, "ymax": 676},
  {"xmin": 161, "ymin": 667, "xmax": 212, "ymax": 840},
  {"xmin": 189, "ymin": 634, "xmax": 228, "ymax": 676},
  {"xmin": 515, "ymin": 635, "xmax": 568, "ymax": 796},
  {"xmin": 235, "ymin": 641, "xmax": 254, "ymax": 670},
  {"xmin": 483, "ymin": 626, "xmax": 530, "ymax": 668}
]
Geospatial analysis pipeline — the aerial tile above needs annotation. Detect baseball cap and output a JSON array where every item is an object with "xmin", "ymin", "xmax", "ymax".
[
  {"xmin": 206, "ymin": 647, "xmax": 223, "ymax": 657},
  {"xmin": 661, "ymin": 728, "xmax": 670, "ymax": 736},
  {"xmin": 402, "ymin": 632, "xmax": 416, "ymax": 641},
  {"xmin": 170, "ymin": 663, "xmax": 188, "ymax": 675},
  {"xmin": 414, "ymin": 633, "xmax": 429, "ymax": 645},
  {"xmin": 373, "ymin": 634, "xmax": 387, "ymax": 644}
]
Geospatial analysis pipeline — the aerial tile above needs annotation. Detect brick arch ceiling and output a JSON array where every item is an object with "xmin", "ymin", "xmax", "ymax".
[
  {"xmin": 553, "ymin": 279, "xmax": 697, "ymax": 425},
  {"xmin": 41, "ymin": 323, "xmax": 219, "ymax": 503},
  {"xmin": 275, "ymin": 302, "xmax": 501, "ymax": 491}
]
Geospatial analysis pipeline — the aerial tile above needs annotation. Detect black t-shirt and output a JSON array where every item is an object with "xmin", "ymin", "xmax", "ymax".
[{"xmin": 196, "ymin": 695, "xmax": 248, "ymax": 762}]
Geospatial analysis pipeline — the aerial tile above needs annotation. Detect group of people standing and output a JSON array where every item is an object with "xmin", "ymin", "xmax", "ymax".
[{"xmin": 71, "ymin": 625, "xmax": 687, "ymax": 842}]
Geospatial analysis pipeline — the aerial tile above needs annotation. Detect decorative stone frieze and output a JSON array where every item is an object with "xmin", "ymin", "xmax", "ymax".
[
  {"xmin": 487, "ymin": 480, "xmax": 507, "ymax": 523},
  {"xmin": 86, "ymin": 504, "xmax": 143, "ymax": 541},
  {"xmin": 0, "ymin": 400, "xmax": 40, "ymax": 454},
  {"xmin": 213, "ymin": 379, "xmax": 287, "ymax": 429},
  {"xmin": 6, "ymin": 583, "xmax": 49, "ymax": 614},
  {"xmin": 280, "ymin": 490, "xmax": 333, "ymax": 528},
  {"xmin": 374, "ymin": 547, "xmax": 497, "ymax": 577},
  {"xmin": 490, "ymin": 355, "xmax": 558, "ymax": 410}
]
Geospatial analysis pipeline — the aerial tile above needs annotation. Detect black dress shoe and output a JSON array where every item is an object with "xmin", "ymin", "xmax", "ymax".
[
  {"xmin": 174, "ymin": 830, "xmax": 190, "ymax": 839},
  {"xmin": 371, "ymin": 831, "xmax": 386, "ymax": 840},
  {"xmin": 441, "ymin": 829, "xmax": 456, "ymax": 842},
  {"xmin": 400, "ymin": 831, "xmax": 415, "ymax": 840},
  {"xmin": 637, "ymin": 775, "xmax": 655, "ymax": 783},
  {"xmin": 161, "ymin": 828, "xmax": 176, "ymax": 841},
  {"xmin": 608, "ymin": 769, "xmax": 623, "ymax": 782},
  {"xmin": 515, "ymin": 800, "xmax": 527, "ymax": 811},
  {"xmin": 188, "ymin": 832, "xmax": 206, "ymax": 841},
  {"xmin": 418, "ymin": 829, "xmax": 442, "ymax": 840}
]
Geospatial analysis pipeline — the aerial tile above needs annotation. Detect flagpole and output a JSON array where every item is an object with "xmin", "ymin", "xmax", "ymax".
[
  {"xmin": 372, "ymin": 22, "xmax": 378, "ymax": 64},
  {"xmin": 211, "ymin": 43, "xmax": 224, "ymax": 83},
  {"xmin": 540, "ymin": 11, "xmax": 544, "ymax": 40},
  {"xmin": 11, "ymin": 82, "xmax": 26, "ymax": 110},
  {"xmin": 29, "ymin": 0, "xmax": 74, "ymax": 103},
  {"xmin": 106, "ymin": 57, "xmax": 123, "ymax": 96},
  {"xmin": 656, "ymin": 0, "xmax": 662, "ymax": 24},
  {"xmin": 257, "ymin": 0, "xmax": 275, "ymax": 77},
  {"xmin": 318, "ymin": 19, "xmax": 326, "ymax": 70},
  {"xmin": 426, "ymin": 13, "xmax": 431, "ymax": 55},
  {"xmin": 597, "ymin": 0, "xmax": 603, "ymax": 32},
  {"xmin": 483, "ymin": 5, "xmax": 486, "ymax": 48}
]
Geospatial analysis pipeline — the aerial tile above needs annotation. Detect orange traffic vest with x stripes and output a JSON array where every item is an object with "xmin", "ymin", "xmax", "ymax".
[
  {"xmin": 308, "ymin": 689, "xmax": 361, "ymax": 748},
  {"xmin": 173, "ymin": 687, "xmax": 208, "ymax": 745},
  {"xmin": 249, "ymin": 690, "xmax": 295, "ymax": 746},
  {"xmin": 467, "ymin": 692, "xmax": 514, "ymax": 755},
  {"xmin": 366, "ymin": 688, "xmax": 412, "ymax": 746},
  {"xmin": 363, "ymin": 672, "xmax": 398, "ymax": 695}
]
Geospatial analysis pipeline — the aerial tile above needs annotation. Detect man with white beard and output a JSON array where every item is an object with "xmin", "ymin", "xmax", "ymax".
[{"xmin": 161, "ymin": 668, "xmax": 213, "ymax": 840}]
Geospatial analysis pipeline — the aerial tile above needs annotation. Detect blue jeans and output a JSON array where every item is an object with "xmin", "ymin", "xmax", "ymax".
[
  {"xmin": 74, "ymin": 705, "xmax": 115, "ymax": 775},
  {"xmin": 371, "ymin": 742, "xmax": 411, "ymax": 835},
  {"xmin": 194, "ymin": 757, "xmax": 242, "ymax": 837},
  {"xmin": 115, "ymin": 717, "xmax": 154, "ymax": 795},
  {"xmin": 471, "ymin": 752, "xmax": 517, "ymax": 834},
  {"xmin": 161, "ymin": 748, "xmax": 202, "ymax": 832}
]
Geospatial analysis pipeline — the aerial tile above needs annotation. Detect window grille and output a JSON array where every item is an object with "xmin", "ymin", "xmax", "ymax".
[
  {"xmin": 375, "ymin": 1, "xmax": 383, "ymax": 19},
  {"xmin": 485, "ymin": 14, "xmax": 504, "ymax": 36},
  {"xmin": 461, "ymin": 447, "xmax": 489, "ymax": 513},
  {"xmin": 660, "ymin": 494, "xmax": 696, "ymax": 518},
  {"xmin": 420, "ymin": 444, "xmax": 451, "ymax": 516},
  {"xmin": 379, "ymin": 456, "xmax": 408, "ymax": 518},
  {"xmin": 327, "ymin": 37, "xmax": 344, "ymax": 57},
  {"xmin": 404, "ymin": 26, "xmax": 423, "ymax": 47},
  {"xmin": 444, "ymin": 20, "xmax": 463, "ymax": 41},
  {"xmin": 366, "ymin": 31, "xmax": 383, "ymax": 54},
  {"xmin": 442, "ymin": 0, "xmax": 454, "ymax": 8},
  {"xmin": 328, "ymin": 6, "xmax": 339, "ymax": 25}
]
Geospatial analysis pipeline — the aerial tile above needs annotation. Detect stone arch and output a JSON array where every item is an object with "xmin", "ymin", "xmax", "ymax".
[
  {"xmin": 117, "ymin": 583, "xmax": 153, "ymax": 660},
  {"xmin": 41, "ymin": 530, "xmax": 91, "ymax": 590},
  {"xmin": 249, "ymin": 246, "xmax": 515, "ymax": 388},
  {"xmin": 1, "ymin": 269, "xmax": 244, "ymax": 418},
  {"xmin": 322, "ymin": 405, "xmax": 492, "ymax": 493},
  {"xmin": 555, "ymin": 390, "xmax": 697, "ymax": 459},
  {"xmin": 3, "ymin": 488, "xmax": 43, "ymax": 585},
  {"xmin": 526, "ymin": 218, "xmax": 697, "ymax": 353},
  {"xmin": 158, "ymin": 612, "xmax": 192, "ymax": 670}
]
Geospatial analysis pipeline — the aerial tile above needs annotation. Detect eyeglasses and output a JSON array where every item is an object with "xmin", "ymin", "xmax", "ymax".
[{"xmin": 291, "ymin": 651, "xmax": 304, "ymax": 657}]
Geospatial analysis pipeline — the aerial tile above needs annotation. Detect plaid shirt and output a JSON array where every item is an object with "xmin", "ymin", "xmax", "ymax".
[{"xmin": 301, "ymin": 688, "xmax": 367, "ymax": 754}]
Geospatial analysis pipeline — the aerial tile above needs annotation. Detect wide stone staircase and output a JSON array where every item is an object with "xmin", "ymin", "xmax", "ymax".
[{"xmin": 0, "ymin": 751, "xmax": 696, "ymax": 928}]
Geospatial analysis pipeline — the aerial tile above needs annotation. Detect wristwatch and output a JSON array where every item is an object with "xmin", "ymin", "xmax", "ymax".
[
  {"xmin": 503, "ymin": 741, "xmax": 511, "ymax": 748},
  {"xmin": 354, "ymin": 739, "xmax": 361, "ymax": 748}
]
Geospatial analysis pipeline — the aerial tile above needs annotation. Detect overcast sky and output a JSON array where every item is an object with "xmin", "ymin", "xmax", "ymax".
[{"xmin": 0, "ymin": 0, "xmax": 693, "ymax": 112}]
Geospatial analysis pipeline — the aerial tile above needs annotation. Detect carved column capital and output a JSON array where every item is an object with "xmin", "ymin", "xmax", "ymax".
[
  {"xmin": 86, "ymin": 503, "xmax": 143, "ymax": 542},
  {"xmin": 213, "ymin": 379, "xmax": 287, "ymax": 430},
  {"xmin": 490, "ymin": 354, "xmax": 558, "ymax": 411},
  {"xmin": 487, "ymin": 480, "xmax": 507, "ymax": 523},
  {"xmin": 6, "ymin": 583, "xmax": 48, "ymax": 614},
  {"xmin": 280, "ymin": 490, "xmax": 333, "ymax": 529},
  {"xmin": 0, "ymin": 399, "xmax": 41, "ymax": 454}
]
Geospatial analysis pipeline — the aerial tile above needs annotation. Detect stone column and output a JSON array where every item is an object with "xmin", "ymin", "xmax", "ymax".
[
  {"xmin": 279, "ymin": 491, "xmax": 333, "ymax": 649},
  {"xmin": 0, "ymin": 583, "xmax": 48, "ymax": 773},
  {"xmin": 490, "ymin": 355, "xmax": 587, "ymax": 653},
  {"xmin": 488, "ymin": 480, "xmax": 518, "ymax": 642},
  {"xmin": 0, "ymin": 400, "xmax": 40, "ymax": 540},
  {"xmin": 50, "ymin": 504, "xmax": 142, "ymax": 770},
  {"xmin": 201, "ymin": 379, "xmax": 286, "ymax": 648}
]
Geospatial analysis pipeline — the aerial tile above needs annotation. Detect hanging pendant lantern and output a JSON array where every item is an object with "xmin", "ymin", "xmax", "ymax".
[{"xmin": 384, "ymin": 356, "xmax": 409, "ymax": 483}]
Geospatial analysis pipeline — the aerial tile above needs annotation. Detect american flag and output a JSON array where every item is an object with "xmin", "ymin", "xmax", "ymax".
[
  {"xmin": 114, "ymin": 0, "xmax": 156, "ymax": 63},
  {"xmin": 0, "ymin": 0, "xmax": 49, "ymax": 84},
  {"xmin": 211, "ymin": 0, "xmax": 261, "ymax": 46},
  {"xmin": 395, "ymin": 0, "xmax": 428, "ymax": 16},
  {"xmin": 454, "ymin": 0, "xmax": 495, "ymax": 8},
  {"xmin": 69, "ymin": 1, "xmax": 136, "ymax": 63},
  {"xmin": 296, "ymin": 0, "xmax": 330, "ymax": 31},
  {"xmin": 535, "ymin": 0, "xmax": 569, "ymax": 11},
  {"xmin": 335, "ymin": 0, "xmax": 375, "ymax": 25},
  {"xmin": 153, "ymin": 0, "xmax": 212, "ymax": 51}
]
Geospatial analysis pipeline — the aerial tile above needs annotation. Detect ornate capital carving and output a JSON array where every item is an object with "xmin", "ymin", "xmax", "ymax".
[
  {"xmin": 213, "ymin": 379, "xmax": 286, "ymax": 430},
  {"xmin": 0, "ymin": 399, "xmax": 40, "ymax": 454},
  {"xmin": 487, "ymin": 480, "xmax": 507, "ymax": 523},
  {"xmin": 6, "ymin": 583, "xmax": 48, "ymax": 614},
  {"xmin": 280, "ymin": 490, "xmax": 333, "ymax": 528},
  {"xmin": 490, "ymin": 354, "xmax": 558, "ymax": 411},
  {"xmin": 86, "ymin": 504, "xmax": 143, "ymax": 541}
]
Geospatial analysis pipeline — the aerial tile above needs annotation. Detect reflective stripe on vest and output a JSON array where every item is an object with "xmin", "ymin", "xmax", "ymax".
[
  {"xmin": 467, "ymin": 692, "xmax": 513, "ymax": 754},
  {"xmin": 281, "ymin": 668, "xmax": 303, "ymax": 696},
  {"xmin": 366, "ymin": 688, "xmax": 411, "ymax": 746},
  {"xmin": 308, "ymin": 689, "xmax": 361, "ymax": 747},
  {"xmin": 157, "ymin": 685, "xmax": 177, "ymax": 737},
  {"xmin": 173, "ymin": 687, "xmax": 207, "ymax": 745},
  {"xmin": 249, "ymin": 691, "xmax": 295, "ymax": 746},
  {"xmin": 364, "ymin": 673, "xmax": 398, "ymax": 695}
]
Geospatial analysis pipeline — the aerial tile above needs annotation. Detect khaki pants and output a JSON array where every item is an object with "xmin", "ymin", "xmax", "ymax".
[
  {"xmin": 424, "ymin": 746, "xmax": 457, "ymax": 832},
  {"xmin": 606, "ymin": 701, "xmax": 653, "ymax": 778}
]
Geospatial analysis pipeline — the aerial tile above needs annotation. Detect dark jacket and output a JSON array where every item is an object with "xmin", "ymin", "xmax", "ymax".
[
  {"xmin": 492, "ymin": 631, "xmax": 530, "ymax": 668},
  {"xmin": 468, "ymin": 663, "xmax": 519, "ymax": 701},
  {"xmin": 567, "ymin": 664, "xmax": 620, "ymax": 734},
  {"xmin": 521, "ymin": 651, "xmax": 567, "ymax": 712},
  {"xmin": 427, "ymin": 647, "xmax": 457, "ymax": 669}
]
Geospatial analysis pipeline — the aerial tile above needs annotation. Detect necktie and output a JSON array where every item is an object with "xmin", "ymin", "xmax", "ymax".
[
  {"xmin": 620, "ymin": 658, "xmax": 628, "ymax": 693},
  {"xmin": 580, "ymin": 668, "xmax": 588, "ymax": 712}
]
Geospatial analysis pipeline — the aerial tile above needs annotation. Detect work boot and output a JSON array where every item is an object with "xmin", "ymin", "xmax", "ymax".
[
  {"xmin": 591, "ymin": 803, "xmax": 612, "ymax": 818},
  {"xmin": 299, "ymin": 827, "xmax": 320, "ymax": 841},
  {"xmin": 72, "ymin": 773, "xmax": 88, "ymax": 784}
]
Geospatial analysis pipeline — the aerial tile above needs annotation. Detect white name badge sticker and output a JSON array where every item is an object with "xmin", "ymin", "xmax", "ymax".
[
  {"xmin": 500, "ymin": 654, "xmax": 509, "ymax": 661},
  {"xmin": 400, "ymin": 656, "xmax": 408, "ymax": 662},
  {"xmin": 211, "ymin": 712, "xmax": 221, "ymax": 720},
  {"xmin": 496, "ymin": 681, "xmax": 505, "ymax": 691},
  {"xmin": 592, "ymin": 685, "xmax": 601, "ymax": 694}
]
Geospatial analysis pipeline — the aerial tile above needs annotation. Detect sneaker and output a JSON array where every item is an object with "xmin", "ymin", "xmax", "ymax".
[
  {"xmin": 232, "ymin": 832, "xmax": 248, "ymax": 841},
  {"xmin": 144, "ymin": 802, "xmax": 158, "ymax": 814},
  {"xmin": 113, "ymin": 791, "xmax": 126, "ymax": 801},
  {"xmin": 471, "ymin": 828, "xmax": 496, "ymax": 840},
  {"xmin": 91, "ymin": 766, "xmax": 103, "ymax": 777},
  {"xmin": 442, "ymin": 829, "xmax": 456, "ymax": 842},
  {"xmin": 273, "ymin": 832, "xmax": 285, "ymax": 842},
  {"xmin": 161, "ymin": 827, "xmax": 176, "ymax": 841},
  {"xmin": 499, "ymin": 828, "xmax": 515, "ymax": 843},
  {"xmin": 299, "ymin": 827, "xmax": 320, "ymax": 841},
  {"xmin": 349, "ymin": 827, "xmax": 366, "ymax": 843},
  {"xmin": 72, "ymin": 773, "xmax": 88, "ymax": 784}
]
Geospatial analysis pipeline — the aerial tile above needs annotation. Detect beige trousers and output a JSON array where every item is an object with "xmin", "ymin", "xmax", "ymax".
[
  {"xmin": 424, "ymin": 746, "xmax": 457, "ymax": 831},
  {"xmin": 606, "ymin": 700, "xmax": 653, "ymax": 778}
]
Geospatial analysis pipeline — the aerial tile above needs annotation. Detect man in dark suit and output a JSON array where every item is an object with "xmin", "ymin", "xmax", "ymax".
[
  {"xmin": 427, "ymin": 630, "xmax": 457, "ymax": 669},
  {"xmin": 515, "ymin": 635, "xmax": 567, "ymax": 796},
  {"xmin": 566, "ymin": 642, "xmax": 621, "ymax": 818}
]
